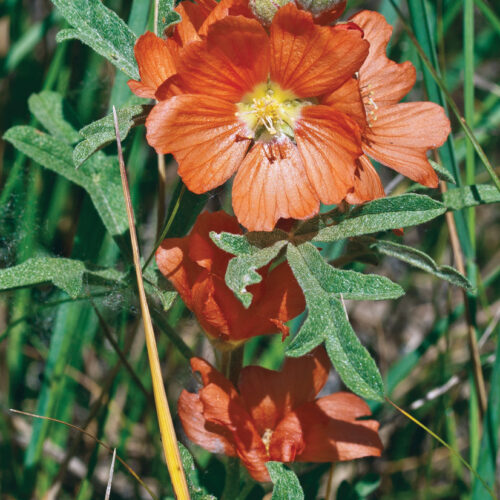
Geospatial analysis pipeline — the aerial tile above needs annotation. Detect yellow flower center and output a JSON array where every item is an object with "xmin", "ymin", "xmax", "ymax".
[
  {"xmin": 262, "ymin": 428, "xmax": 273, "ymax": 454},
  {"xmin": 236, "ymin": 82, "xmax": 307, "ymax": 142}
]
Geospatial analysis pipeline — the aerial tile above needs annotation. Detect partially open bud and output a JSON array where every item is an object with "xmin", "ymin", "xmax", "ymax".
[
  {"xmin": 296, "ymin": 0, "xmax": 346, "ymax": 23},
  {"xmin": 249, "ymin": 0, "xmax": 293, "ymax": 26}
]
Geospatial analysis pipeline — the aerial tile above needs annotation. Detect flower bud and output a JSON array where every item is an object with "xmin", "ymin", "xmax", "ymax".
[
  {"xmin": 249, "ymin": 0, "xmax": 293, "ymax": 26},
  {"xmin": 296, "ymin": 0, "xmax": 346, "ymax": 21}
]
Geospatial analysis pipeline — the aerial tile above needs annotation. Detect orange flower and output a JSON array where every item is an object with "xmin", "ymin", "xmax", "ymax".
[
  {"xmin": 178, "ymin": 348, "xmax": 383, "ymax": 482},
  {"xmin": 325, "ymin": 11, "xmax": 451, "ymax": 203},
  {"xmin": 155, "ymin": 211, "xmax": 305, "ymax": 348},
  {"xmin": 145, "ymin": 3, "xmax": 369, "ymax": 231}
]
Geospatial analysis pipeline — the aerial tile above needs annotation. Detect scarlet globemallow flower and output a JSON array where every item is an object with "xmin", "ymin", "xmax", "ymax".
[
  {"xmin": 326, "ymin": 11, "xmax": 451, "ymax": 204},
  {"xmin": 145, "ymin": 3, "xmax": 370, "ymax": 231},
  {"xmin": 155, "ymin": 211, "xmax": 305, "ymax": 349},
  {"xmin": 178, "ymin": 348, "xmax": 383, "ymax": 482}
]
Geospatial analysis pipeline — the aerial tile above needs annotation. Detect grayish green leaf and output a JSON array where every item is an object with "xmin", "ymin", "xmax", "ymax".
[
  {"xmin": 442, "ymin": 184, "xmax": 500, "ymax": 211},
  {"xmin": 429, "ymin": 159, "xmax": 456, "ymax": 184},
  {"xmin": 267, "ymin": 462, "xmax": 304, "ymax": 500},
  {"xmin": 300, "ymin": 194, "xmax": 446, "ymax": 243},
  {"xmin": 299, "ymin": 242, "xmax": 404, "ymax": 301},
  {"xmin": 286, "ymin": 244, "xmax": 384, "ymax": 401},
  {"xmin": 178, "ymin": 443, "xmax": 216, "ymax": 500},
  {"xmin": 28, "ymin": 91, "xmax": 81, "ymax": 144},
  {"xmin": 157, "ymin": 0, "xmax": 181, "ymax": 35},
  {"xmin": 224, "ymin": 241, "xmax": 287, "ymax": 308},
  {"xmin": 0, "ymin": 257, "xmax": 124, "ymax": 298},
  {"xmin": 3, "ymin": 126, "xmax": 128, "ymax": 239},
  {"xmin": 73, "ymin": 104, "xmax": 152, "ymax": 167},
  {"xmin": 51, "ymin": 0, "xmax": 139, "ymax": 79},
  {"xmin": 371, "ymin": 239, "xmax": 472, "ymax": 289}
]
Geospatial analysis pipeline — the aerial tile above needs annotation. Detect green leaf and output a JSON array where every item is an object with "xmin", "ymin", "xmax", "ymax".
[
  {"xmin": 299, "ymin": 242, "xmax": 404, "ymax": 301},
  {"xmin": 286, "ymin": 244, "xmax": 384, "ymax": 401},
  {"xmin": 210, "ymin": 230, "xmax": 288, "ymax": 256},
  {"xmin": 267, "ymin": 462, "xmax": 304, "ymax": 500},
  {"xmin": 0, "ymin": 257, "xmax": 124, "ymax": 298},
  {"xmin": 224, "ymin": 241, "xmax": 287, "ymax": 308},
  {"xmin": 442, "ymin": 184, "xmax": 500, "ymax": 211},
  {"xmin": 157, "ymin": 0, "xmax": 182, "ymax": 35},
  {"xmin": 73, "ymin": 104, "xmax": 152, "ymax": 167},
  {"xmin": 301, "ymin": 194, "xmax": 446, "ymax": 243},
  {"xmin": 429, "ymin": 159, "xmax": 456, "ymax": 184},
  {"xmin": 28, "ymin": 91, "xmax": 81, "ymax": 144},
  {"xmin": 371, "ymin": 239, "xmax": 472, "ymax": 289},
  {"xmin": 178, "ymin": 443, "xmax": 216, "ymax": 500},
  {"xmin": 51, "ymin": 0, "xmax": 139, "ymax": 79},
  {"xmin": 3, "ymin": 126, "xmax": 128, "ymax": 239}
]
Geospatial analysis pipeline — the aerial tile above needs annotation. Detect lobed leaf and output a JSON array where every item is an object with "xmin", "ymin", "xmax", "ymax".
[
  {"xmin": 0, "ymin": 257, "xmax": 124, "ymax": 298},
  {"xmin": 267, "ymin": 462, "xmax": 304, "ymax": 500},
  {"xmin": 3, "ymin": 126, "xmax": 128, "ymax": 240},
  {"xmin": 442, "ymin": 184, "xmax": 500, "ymax": 211},
  {"xmin": 52, "ymin": 0, "xmax": 139, "ymax": 79},
  {"xmin": 73, "ymin": 104, "xmax": 152, "ymax": 167},
  {"xmin": 304, "ymin": 194, "xmax": 446, "ymax": 243},
  {"xmin": 286, "ymin": 244, "xmax": 384, "ymax": 401},
  {"xmin": 28, "ymin": 91, "xmax": 81, "ymax": 144},
  {"xmin": 371, "ymin": 239, "xmax": 472, "ymax": 289},
  {"xmin": 224, "ymin": 241, "xmax": 288, "ymax": 308},
  {"xmin": 157, "ymin": 0, "xmax": 181, "ymax": 35},
  {"xmin": 298, "ymin": 242, "xmax": 405, "ymax": 301}
]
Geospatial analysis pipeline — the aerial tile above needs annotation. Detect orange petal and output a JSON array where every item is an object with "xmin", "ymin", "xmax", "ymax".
[
  {"xmin": 178, "ymin": 390, "xmax": 237, "ymax": 456},
  {"xmin": 199, "ymin": 383, "xmax": 271, "ymax": 482},
  {"xmin": 363, "ymin": 102, "xmax": 451, "ymax": 187},
  {"xmin": 238, "ymin": 347, "xmax": 330, "ymax": 434},
  {"xmin": 232, "ymin": 138, "xmax": 319, "ymax": 231},
  {"xmin": 188, "ymin": 211, "xmax": 242, "ymax": 276},
  {"xmin": 270, "ymin": 3, "xmax": 369, "ymax": 98},
  {"xmin": 173, "ymin": 1, "xmax": 212, "ymax": 45},
  {"xmin": 128, "ymin": 32, "xmax": 177, "ymax": 99},
  {"xmin": 351, "ymin": 10, "xmax": 416, "ymax": 105},
  {"xmin": 345, "ymin": 155, "xmax": 385, "ymax": 204},
  {"xmin": 177, "ymin": 16, "xmax": 269, "ymax": 101},
  {"xmin": 270, "ymin": 392, "xmax": 382, "ymax": 463},
  {"xmin": 155, "ymin": 236, "xmax": 199, "ymax": 309},
  {"xmin": 321, "ymin": 77, "xmax": 367, "ymax": 129},
  {"xmin": 199, "ymin": 0, "xmax": 254, "ymax": 37},
  {"xmin": 245, "ymin": 262, "xmax": 306, "ymax": 340},
  {"xmin": 146, "ymin": 95, "xmax": 251, "ymax": 193},
  {"xmin": 295, "ymin": 105, "xmax": 362, "ymax": 204}
]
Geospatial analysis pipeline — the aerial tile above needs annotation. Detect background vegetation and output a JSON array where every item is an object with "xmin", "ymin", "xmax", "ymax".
[{"xmin": 0, "ymin": 0, "xmax": 499, "ymax": 498}]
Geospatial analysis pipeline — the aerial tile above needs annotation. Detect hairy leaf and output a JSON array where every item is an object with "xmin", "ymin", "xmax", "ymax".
[
  {"xmin": 442, "ymin": 184, "xmax": 500, "ymax": 211},
  {"xmin": 429, "ymin": 159, "xmax": 456, "ymax": 184},
  {"xmin": 74, "ymin": 104, "xmax": 152, "ymax": 167},
  {"xmin": 178, "ymin": 443, "xmax": 216, "ymax": 500},
  {"xmin": 299, "ymin": 242, "xmax": 404, "ymax": 301},
  {"xmin": 302, "ymin": 194, "xmax": 446, "ymax": 242},
  {"xmin": 371, "ymin": 239, "xmax": 472, "ymax": 289},
  {"xmin": 267, "ymin": 462, "xmax": 304, "ymax": 500},
  {"xmin": 157, "ymin": 0, "xmax": 181, "ymax": 35},
  {"xmin": 52, "ymin": 0, "xmax": 139, "ymax": 79},
  {"xmin": 28, "ymin": 91, "xmax": 80, "ymax": 144},
  {"xmin": 4, "ymin": 126, "xmax": 128, "ymax": 239},
  {"xmin": 286, "ymin": 244, "xmax": 384, "ymax": 401},
  {"xmin": 224, "ymin": 241, "xmax": 287, "ymax": 308},
  {"xmin": 0, "ymin": 257, "xmax": 123, "ymax": 298}
]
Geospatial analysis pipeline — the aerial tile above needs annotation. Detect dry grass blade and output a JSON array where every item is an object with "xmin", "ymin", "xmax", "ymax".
[
  {"xmin": 9, "ymin": 409, "xmax": 158, "ymax": 500},
  {"xmin": 105, "ymin": 448, "xmax": 117, "ymax": 500},
  {"xmin": 112, "ymin": 106, "xmax": 190, "ymax": 499}
]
